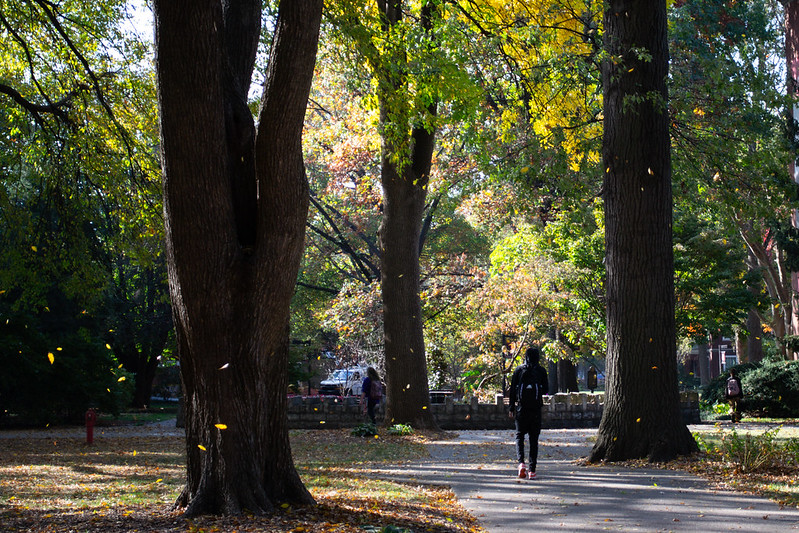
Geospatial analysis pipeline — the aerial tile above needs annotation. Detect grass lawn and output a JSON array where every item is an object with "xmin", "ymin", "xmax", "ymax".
[{"xmin": 0, "ymin": 429, "xmax": 484, "ymax": 533}]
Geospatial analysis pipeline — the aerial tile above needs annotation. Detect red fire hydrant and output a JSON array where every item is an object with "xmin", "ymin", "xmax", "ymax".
[{"xmin": 85, "ymin": 408, "xmax": 97, "ymax": 445}]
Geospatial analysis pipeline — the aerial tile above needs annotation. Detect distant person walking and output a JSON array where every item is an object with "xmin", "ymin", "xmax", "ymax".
[
  {"xmin": 725, "ymin": 368, "xmax": 744, "ymax": 423},
  {"xmin": 361, "ymin": 367, "xmax": 383, "ymax": 424},
  {"xmin": 508, "ymin": 346, "xmax": 548, "ymax": 480}
]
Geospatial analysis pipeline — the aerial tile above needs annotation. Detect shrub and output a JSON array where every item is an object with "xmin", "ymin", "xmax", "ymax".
[
  {"xmin": 351, "ymin": 422, "xmax": 378, "ymax": 437},
  {"xmin": 712, "ymin": 426, "xmax": 799, "ymax": 472},
  {"xmin": 700, "ymin": 362, "xmax": 758, "ymax": 408},
  {"xmin": 387, "ymin": 423, "xmax": 413, "ymax": 436},
  {"xmin": 742, "ymin": 360, "xmax": 799, "ymax": 417}
]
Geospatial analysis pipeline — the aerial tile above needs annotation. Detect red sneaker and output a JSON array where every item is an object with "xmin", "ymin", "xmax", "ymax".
[
  {"xmin": 528, "ymin": 471, "xmax": 537, "ymax": 480},
  {"xmin": 517, "ymin": 463, "xmax": 527, "ymax": 479}
]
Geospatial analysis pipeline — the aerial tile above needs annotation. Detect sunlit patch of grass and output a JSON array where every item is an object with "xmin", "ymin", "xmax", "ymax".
[
  {"xmin": 0, "ymin": 429, "xmax": 483, "ymax": 532},
  {"xmin": 0, "ymin": 437, "xmax": 185, "ymax": 511}
]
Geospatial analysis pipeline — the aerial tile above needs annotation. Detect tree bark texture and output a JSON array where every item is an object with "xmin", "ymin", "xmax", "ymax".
[
  {"xmin": 589, "ymin": 0, "xmax": 697, "ymax": 463},
  {"xmin": 786, "ymin": 0, "xmax": 799, "ymax": 360},
  {"xmin": 377, "ymin": 0, "xmax": 436, "ymax": 428},
  {"xmin": 154, "ymin": 0, "xmax": 322, "ymax": 516}
]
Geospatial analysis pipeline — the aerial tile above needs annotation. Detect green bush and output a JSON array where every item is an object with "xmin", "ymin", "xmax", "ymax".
[
  {"xmin": 387, "ymin": 423, "xmax": 413, "ymax": 436},
  {"xmin": 700, "ymin": 362, "xmax": 758, "ymax": 408},
  {"xmin": 707, "ymin": 426, "xmax": 799, "ymax": 472},
  {"xmin": 742, "ymin": 360, "xmax": 799, "ymax": 417},
  {"xmin": 351, "ymin": 422, "xmax": 378, "ymax": 437}
]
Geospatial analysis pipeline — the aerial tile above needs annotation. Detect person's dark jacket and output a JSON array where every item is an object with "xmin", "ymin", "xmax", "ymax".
[{"xmin": 508, "ymin": 357, "xmax": 548, "ymax": 417}]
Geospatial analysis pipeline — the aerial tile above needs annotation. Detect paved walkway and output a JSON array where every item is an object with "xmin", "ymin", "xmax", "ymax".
[{"xmin": 374, "ymin": 428, "xmax": 799, "ymax": 532}]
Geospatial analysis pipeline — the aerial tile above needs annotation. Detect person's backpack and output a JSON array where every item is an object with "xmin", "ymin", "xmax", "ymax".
[
  {"xmin": 370, "ymin": 379, "xmax": 383, "ymax": 401},
  {"xmin": 516, "ymin": 366, "xmax": 543, "ymax": 410},
  {"xmin": 726, "ymin": 377, "xmax": 740, "ymax": 397}
]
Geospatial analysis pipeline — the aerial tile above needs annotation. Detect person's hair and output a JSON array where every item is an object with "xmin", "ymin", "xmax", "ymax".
[
  {"xmin": 525, "ymin": 346, "xmax": 539, "ymax": 364},
  {"xmin": 367, "ymin": 367, "xmax": 380, "ymax": 381},
  {"xmin": 729, "ymin": 368, "xmax": 737, "ymax": 378}
]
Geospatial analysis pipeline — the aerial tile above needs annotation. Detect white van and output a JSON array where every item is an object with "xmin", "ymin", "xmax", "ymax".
[{"xmin": 318, "ymin": 367, "xmax": 366, "ymax": 396}]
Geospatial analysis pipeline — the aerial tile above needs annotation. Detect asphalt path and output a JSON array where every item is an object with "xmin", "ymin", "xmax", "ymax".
[{"xmin": 373, "ymin": 427, "xmax": 799, "ymax": 532}]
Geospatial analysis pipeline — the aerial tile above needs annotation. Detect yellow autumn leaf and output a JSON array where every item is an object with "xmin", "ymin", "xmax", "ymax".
[
  {"xmin": 132, "ymin": 450, "xmax": 137, "ymax": 456},
  {"xmin": 47, "ymin": 352, "xmax": 55, "ymax": 364},
  {"xmin": 118, "ymin": 376, "xmax": 126, "ymax": 382},
  {"xmin": 56, "ymin": 347, "xmax": 63, "ymax": 351},
  {"xmin": 106, "ymin": 344, "xmax": 112, "ymax": 350},
  {"xmin": 214, "ymin": 423, "xmax": 227, "ymax": 430},
  {"xmin": 118, "ymin": 364, "xmax": 123, "ymax": 369},
  {"xmin": 636, "ymin": 418, "xmax": 641, "ymax": 423},
  {"xmin": 156, "ymin": 478, "xmax": 163, "ymax": 483},
  {"xmin": 31, "ymin": 246, "xmax": 37, "ymax": 252}
]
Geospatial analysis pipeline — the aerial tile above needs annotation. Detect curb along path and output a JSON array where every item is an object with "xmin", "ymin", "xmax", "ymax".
[{"xmin": 375, "ymin": 429, "xmax": 799, "ymax": 532}]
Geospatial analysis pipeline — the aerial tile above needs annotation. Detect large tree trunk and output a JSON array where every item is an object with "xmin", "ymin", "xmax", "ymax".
[
  {"xmin": 377, "ymin": 0, "xmax": 436, "ymax": 428},
  {"xmin": 786, "ymin": 0, "xmax": 799, "ymax": 360},
  {"xmin": 154, "ymin": 0, "xmax": 322, "ymax": 516},
  {"xmin": 589, "ymin": 0, "xmax": 697, "ymax": 463}
]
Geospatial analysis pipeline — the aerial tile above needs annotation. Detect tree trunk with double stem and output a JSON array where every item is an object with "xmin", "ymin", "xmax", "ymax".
[
  {"xmin": 589, "ymin": 0, "xmax": 697, "ymax": 463},
  {"xmin": 154, "ymin": 0, "xmax": 322, "ymax": 515},
  {"xmin": 377, "ymin": 0, "xmax": 436, "ymax": 428}
]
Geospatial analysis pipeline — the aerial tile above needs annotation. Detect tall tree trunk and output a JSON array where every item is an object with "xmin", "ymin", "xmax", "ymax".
[
  {"xmin": 154, "ymin": 0, "xmax": 322, "ymax": 516},
  {"xmin": 589, "ymin": 0, "xmax": 697, "ymax": 463},
  {"xmin": 786, "ymin": 0, "xmax": 799, "ymax": 360},
  {"xmin": 557, "ymin": 359, "xmax": 579, "ymax": 392},
  {"xmin": 744, "ymin": 248, "xmax": 764, "ymax": 362},
  {"xmin": 697, "ymin": 342, "xmax": 710, "ymax": 387},
  {"xmin": 377, "ymin": 0, "xmax": 436, "ymax": 428}
]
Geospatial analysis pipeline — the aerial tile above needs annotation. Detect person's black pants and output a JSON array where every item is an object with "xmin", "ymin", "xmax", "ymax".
[{"xmin": 515, "ymin": 413, "xmax": 542, "ymax": 471}]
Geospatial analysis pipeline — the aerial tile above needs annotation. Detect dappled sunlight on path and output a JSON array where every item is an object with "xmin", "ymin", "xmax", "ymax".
[{"xmin": 372, "ymin": 429, "xmax": 799, "ymax": 532}]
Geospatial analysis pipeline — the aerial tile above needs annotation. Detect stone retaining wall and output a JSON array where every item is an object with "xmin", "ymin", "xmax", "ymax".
[{"xmin": 286, "ymin": 391, "xmax": 701, "ymax": 430}]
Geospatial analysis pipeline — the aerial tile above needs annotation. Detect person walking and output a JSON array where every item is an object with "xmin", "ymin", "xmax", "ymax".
[
  {"xmin": 508, "ymin": 346, "xmax": 548, "ymax": 479},
  {"xmin": 725, "ymin": 368, "xmax": 744, "ymax": 423},
  {"xmin": 361, "ymin": 367, "xmax": 383, "ymax": 424}
]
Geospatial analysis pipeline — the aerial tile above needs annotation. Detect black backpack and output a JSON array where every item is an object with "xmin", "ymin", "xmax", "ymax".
[{"xmin": 516, "ymin": 365, "xmax": 543, "ymax": 410}]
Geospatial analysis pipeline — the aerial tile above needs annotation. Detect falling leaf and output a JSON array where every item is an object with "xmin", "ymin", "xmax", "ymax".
[
  {"xmin": 197, "ymin": 444, "xmax": 206, "ymax": 451},
  {"xmin": 652, "ymin": 366, "xmax": 658, "ymax": 370},
  {"xmin": 647, "ymin": 168, "xmax": 654, "ymax": 175},
  {"xmin": 106, "ymin": 344, "xmax": 112, "ymax": 350},
  {"xmin": 156, "ymin": 478, "xmax": 163, "ymax": 483},
  {"xmin": 118, "ymin": 376, "xmax": 126, "ymax": 382},
  {"xmin": 56, "ymin": 347, "xmax": 63, "ymax": 351},
  {"xmin": 47, "ymin": 352, "xmax": 55, "ymax": 364},
  {"xmin": 214, "ymin": 423, "xmax": 228, "ymax": 430},
  {"xmin": 132, "ymin": 450, "xmax": 137, "ymax": 456},
  {"xmin": 319, "ymin": 420, "xmax": 325, "ymax": 424},
  {"xmin": 31, "ymin": 246, "xmax": 37, "ymax": 252},
  {"xmin": 219, "ymin": 363, "xmax": 230, "ymax": 370},
  {"xmin": 636, "ymin": 418, "xmax": 641, "ymax": 423},
  {"xmin": 281, "ymin": 503, "xmax": 290, "ymax": 509},
  {"xmin": 118, "ymin": 364, "xmax": 123, "ymax": 369}
]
